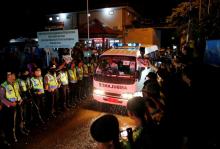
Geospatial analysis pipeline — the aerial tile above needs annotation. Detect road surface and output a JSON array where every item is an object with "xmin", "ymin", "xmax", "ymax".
[{"xmin": 12, "ymin": 98, "xmax": 134, "ymax": 149}]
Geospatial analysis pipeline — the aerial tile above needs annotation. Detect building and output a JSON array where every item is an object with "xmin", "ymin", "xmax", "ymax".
[{"xmin": 45, "ymin": 6, "xmax": 139, "ymax": 48}]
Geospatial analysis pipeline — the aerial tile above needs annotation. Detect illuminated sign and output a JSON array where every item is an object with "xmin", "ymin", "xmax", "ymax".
[{"xmin": 99, "ymin": 83, "xmax": 127, "ymax": 90}]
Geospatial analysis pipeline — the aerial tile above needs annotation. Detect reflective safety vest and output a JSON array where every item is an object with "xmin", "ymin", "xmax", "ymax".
[
  {"xmin": 90, "ymin": 63, "xmax": 95, "ymax": 76},
  {"xmin": 59, "ymin": 71, "xmax": 69, "ymax": 85},
  {"xmin": 1, "ymin": 81, "xmax": 21, "ymax": 102},
  {"xmin": 17, "ymin": 79, "xmax": 27, "ymax": 92},
  {"xmin": 30, "ymin": 77, "xmax": 44, "ymax": 94},
  {"xmin": 83, "ymin": 64, "xmax": 89, "ymax": 77},
  {"xmin": 77, "ymin": 67, "xmax": 83, "ymax": 80},
  {"xmin": 68, "ymin": 68, "xmax": 78, "ymax": 82},
  {"xmin": 45, "ymin": 73, "xmax": 58, "ymax": 90}
]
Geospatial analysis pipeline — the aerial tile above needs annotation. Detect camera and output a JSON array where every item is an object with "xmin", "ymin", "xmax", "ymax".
[{"xmin": 120, "ymin": 127, "xmax": 133, "ymax": 141}]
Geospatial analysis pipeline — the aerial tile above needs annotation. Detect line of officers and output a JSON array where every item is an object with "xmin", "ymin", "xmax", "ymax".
[{"xmin": 0, "ymin": 58, "xmax": 97, "ymax": 145}]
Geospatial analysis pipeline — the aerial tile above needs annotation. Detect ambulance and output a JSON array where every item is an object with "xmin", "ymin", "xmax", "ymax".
[{"xmin": 93, "ymin": 44, "xmax": 158, "ymax": 106}]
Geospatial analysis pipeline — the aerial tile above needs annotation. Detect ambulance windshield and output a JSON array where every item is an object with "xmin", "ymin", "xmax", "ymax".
[{"xmin": 96, "ymin": 56, "xmax": 136, "ymax": 77}]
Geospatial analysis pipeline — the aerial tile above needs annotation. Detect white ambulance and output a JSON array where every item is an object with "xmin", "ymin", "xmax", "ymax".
[{"xmin": 93, "ymin": 44, "xmax": 158, "ymax": 106}]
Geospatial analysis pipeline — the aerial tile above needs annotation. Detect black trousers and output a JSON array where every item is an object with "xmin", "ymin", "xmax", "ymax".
[
  {"xmin": 83, "ymin": 77, "xmax": 90, "ymax": 97},
  {"xmin": 69, "ymin": 83, "xmax": 78, "ymax": 104},
  {"xmin": 1, "ymin": 106, "xmax": 16, "ymax": 143},
  {"xmin": 32, "ymin": 94, "xmax": 44, "ymax": 123},
  {"xmin": 59, "ymin": 85, "xmax": 69, "ymax": 108},
  {"xmin": 77, "ymin": 80, "xmax": 83, "ymax": 100},
  {"xmin": 46, "ymin": 89, "xmax": 58, "ymax": 117}
]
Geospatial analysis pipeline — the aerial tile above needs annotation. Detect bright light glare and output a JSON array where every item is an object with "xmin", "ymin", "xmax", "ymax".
[
  {"xmin": 94, "ymin": 89, "xmax": 105, "ymax": 95},
  {"xmin": 49, "ymin": 17, "xmax": 53, "ymax": 21},
  {"xmin": 56, "ymin": 16, "xmax": 60, "ymax": 20},
  {"xmin": 121, "ymin": 93, "xmax": 133, "ymax": 99},
  {"xmin": 103, "ymin": 8, "xmax": 113, "ymax": 16},
  {"xmin": 121, "ymin": 130, "xmax": 128, "ymax": 137},
  {"xmin": 60, "ymin": 13, "xmax": 66, "ymax": 20},
  {"xmin": 133, "ymin": 92, "xmax": 143, "ymax": 97},
  {"xmin": 9, "ymin": 39, "xmax": 16, "ymax": 43}
]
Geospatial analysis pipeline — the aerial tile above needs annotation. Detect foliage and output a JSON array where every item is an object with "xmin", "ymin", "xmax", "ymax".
[{"xmin": 167, "ymin": 0, "xmax": 220, "ymax": 39}]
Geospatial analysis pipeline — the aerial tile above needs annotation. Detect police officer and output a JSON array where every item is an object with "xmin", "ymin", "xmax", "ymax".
[
  {"xmin": 0, "ymin": 86, "xmax": 11, "ymax": 147},
  {"xmin": 18, "ymin": 69, "xmax": 32, "ymax": 132},
  {"xmin": 83, "ymin": 58, "xmax": 90, "ymax": 98},
  {"xmin": 89, "ymin": 58, "xmax": 96, "ymax": 95},
  {"xmin": 14, "ymin": 72, "xmax": 29, "ymax": 136},
  {"xmin": 44, "ymin": 65, "xmax": 59, "ymax": 118},
  {"xmin": 68, "ymin": 61, "xmax": 78, "ymax": 106},
  {"xmin": 57, "ymin": 65, "xmax": 70, "ymax": 110},
  {"xmin": 30, "ymin": 67, "xmax": 45, "ymax": 125},
  {"xmin": 77, "ymin": 60, "xmax": 84, "ymax": 101},
  {"xmin": 0, "ymin": 72, "xmax": 22, "ymax": 143}
]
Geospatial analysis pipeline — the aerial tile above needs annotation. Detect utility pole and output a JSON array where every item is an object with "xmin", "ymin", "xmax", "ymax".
[
  {"xmin": 199, "ymin": 0, "xmax": 202, "ymax": 22},
  {"xmin": 208, "ymin": 0, "xmax": 211, "ymax": 15},
  {"xmin": 87, "ymin": 0, "xmax": 90, "ymax": 45}
]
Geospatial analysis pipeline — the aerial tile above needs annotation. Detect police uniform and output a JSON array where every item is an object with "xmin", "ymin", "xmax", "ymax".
[
  {"xmin": 83, "ymin": 63, "xmax": 90, "ymax": 98},
  {"xmin": 30, "ymin": 76, "xmax": 45, "ymax": 124},
  {"xmin": 68, "ymin": 64, "xmax": 78, "ymax": 105},
  {"xmin": 17, "ymin": 75, "xmax": 32, "ymax": 131},
  {"xmin": 44, "ymin": 69, "xmax": 59, "ymax": 118},
  {"xmin": 58, "ymin": 68, "xmax": 70, "ymax": 109},
  {"xmin": 77, "ymin": 64, "xmax": 84, "ymax": 100},
  {"xmin": 1, "ymin": 78, "xmax": 21, "ymax": 143}
]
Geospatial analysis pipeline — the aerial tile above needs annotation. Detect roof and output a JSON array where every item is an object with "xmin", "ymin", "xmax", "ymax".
[
  {"xmin": 79, "ymin": 19, "xmax": 121, "ymax": 38},
  {"xmin": 101, "ymin": 49, "xmax": 138, "ymax": 57}
]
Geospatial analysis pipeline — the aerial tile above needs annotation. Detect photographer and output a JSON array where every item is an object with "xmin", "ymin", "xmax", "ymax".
[
  {"xmin": 90, "ymin": 114, "xmax": 122, "ymax": 149},
  {"xmin": 127, "ymin": 97, "xmax": 160, "ymax": 149}
]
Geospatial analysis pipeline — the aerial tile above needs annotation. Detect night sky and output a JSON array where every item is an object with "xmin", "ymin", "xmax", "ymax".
[{"xmin": 0, "ymin": 0, "xmax": 181, "ymax": 44}]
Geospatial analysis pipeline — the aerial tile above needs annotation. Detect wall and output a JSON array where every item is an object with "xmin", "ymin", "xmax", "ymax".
[
  {"xmin": 47, "ymin": 13, "xmax": 77, "ymax": 30},
  {"xmin": 79, "ymin": 8, "xmax": 123, "ymax": 30},
  {"xmin": 123, "ymin": 8, "xmax": 136, "ymax": 26},
  {"xmin": 124, "ymin": 28, "xmax": 161, "ymax": 47}
]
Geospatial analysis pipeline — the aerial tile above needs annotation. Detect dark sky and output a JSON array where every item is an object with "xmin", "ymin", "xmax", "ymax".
[{"xmin": 0, "ymin": 0, "xmax": 181, "ymax": 43}]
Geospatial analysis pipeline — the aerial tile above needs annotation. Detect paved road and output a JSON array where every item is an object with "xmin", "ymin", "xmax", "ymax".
[{"xmin": 11, "ymin": 99, "xmax": 134, "ymax": 149}]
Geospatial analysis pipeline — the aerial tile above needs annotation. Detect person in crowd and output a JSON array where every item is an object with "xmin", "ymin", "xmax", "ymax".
[
  {"xmin": 90, "ymin": 114, "xmax": 122, "ymax": 149},
  {"xmin": 17, "ymin": 69, "xmax": 32, "ymax": 132},
  {"xmin": 83, "ymin": 58, "xmax": 90, "ymax": 98},
  {"xmin": 57, "ymin": 65, "xmax": 70, "ymax": 110},
  {"xmin": 68, "ymin": 61, "xmax": 78, "ymax": 106},
  {"xmin": 29, "ymin": 67, "xmax": 45, "ymax": 125},
  {"xmin": 89, "ymin": 58, "xmax": 96, "ymax": 94},
  {"xmin": 14, "ymin": 72, "xmax": 29, "ymax": 136},
  {"xmin": 0, "ymin": 72, "xmax": 21, "ymax": 143},
  {"xmin": 0, "ymin": 80, "xmax": 11, "ymax": 147},
  {"xmin": 127, "ymin": 97, "xmax": 159, "ymax": 149},
  {"xmin": 77, "ymin": 60, "xmax": 84, "ymax": 101},
  {"xmin": 27, "ymin": 60, "xmax": 37, "ymax": 77},
  {"xmin": 44, "ymin": 65, "xmax": 59, "ymax": 119}
]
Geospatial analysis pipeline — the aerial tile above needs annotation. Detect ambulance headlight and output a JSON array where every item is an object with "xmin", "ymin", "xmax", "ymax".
[
  {"xmin": 121, "ymin": 93, "xmax": 133, "ymax": 99},
  {"xmin": 93, "ymin": 89, "xmax": 105, "ymax": 96},
  {"xmin": 133, "ymin": 92, "xmax": 143, "ymax": 97}
]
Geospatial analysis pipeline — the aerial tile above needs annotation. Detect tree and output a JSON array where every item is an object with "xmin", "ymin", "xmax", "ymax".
[{"xmin": 167, "ymin": 0, "xmax": 220, "ymax": 59}]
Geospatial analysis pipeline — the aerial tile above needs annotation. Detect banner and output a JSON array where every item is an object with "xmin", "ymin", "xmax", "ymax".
[{"xmin": 37, "ymin": 30, "xmax": 79, "ymax": 48}]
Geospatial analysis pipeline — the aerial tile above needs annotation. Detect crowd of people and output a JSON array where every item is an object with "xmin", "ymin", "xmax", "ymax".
[
  {"xmin": 0, "ymin": 42, "xmax": 219, "ymax": 148},
  {"xmin": 90, "ymin": 45, "xmax": 219, "ymax": 149},
  {"xmin": 0, "ymin": 53, "xmax": 98, "ymax": 146}
]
